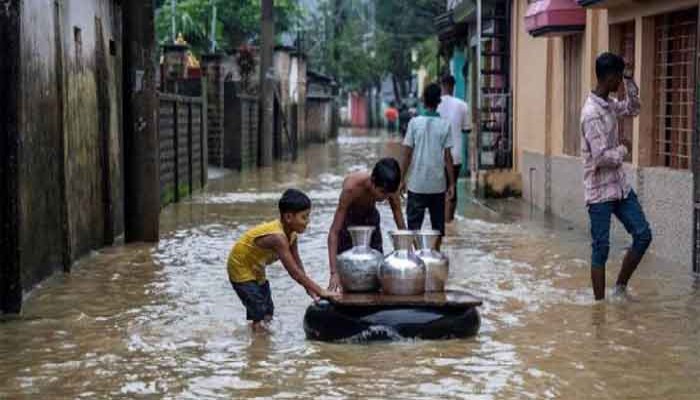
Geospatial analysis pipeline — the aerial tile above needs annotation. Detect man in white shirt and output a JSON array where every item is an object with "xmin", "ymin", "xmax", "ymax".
[{"xmin": 437, "ymin": 75, "xmax": 471, "ymax": 223}]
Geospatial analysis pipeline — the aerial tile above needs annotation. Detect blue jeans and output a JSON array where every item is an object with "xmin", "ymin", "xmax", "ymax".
[{"xmin": 587, "ymin": 190, "xmax": 652, "ymax": 268}]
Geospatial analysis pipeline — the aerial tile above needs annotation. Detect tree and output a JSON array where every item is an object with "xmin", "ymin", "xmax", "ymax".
[
  {"xmin": 302, "ymin": 0, "xmax": 444, "ymax": 103},
  {"xmin": 303, "ymin": 0, "xmax": 385, "ymax": 92},
  {"xmin": 374, "ymin": 0, "xmax": 445, "ymax": 103},
  {"xmin": 155, "ymin": 0, "xmax": 300, "ymax": 55}
]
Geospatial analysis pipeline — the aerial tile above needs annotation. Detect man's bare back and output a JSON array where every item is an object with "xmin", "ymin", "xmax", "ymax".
[
  {"xmin": 327, "ymin": 159, "xmax": 406, "ymax": 291},
  {"xmin": 341, "ymin": 172, "xmax": 379, "ymax": 210}
]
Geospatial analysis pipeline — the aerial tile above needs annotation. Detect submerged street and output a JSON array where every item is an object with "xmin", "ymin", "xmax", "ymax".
[{"xmin": 1, "ymin": 128, "xmax": 699, "ymax": 399}]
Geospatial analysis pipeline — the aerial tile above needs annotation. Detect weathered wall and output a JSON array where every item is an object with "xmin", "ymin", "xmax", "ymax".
[
  {"xmin": 1, "ymin": 0, "xmax": 23, "ymax": 313},
  {"xmin": 18, "ymin": 0, "xmax": 68, "ymax": 289},
  {"xmin": 202, "ymin": 54, "xmax": 224, "ymax": 167},
  {"xmin": 523, "ymin": 151, "xmax": 693, "ymax": 266},
  {"xmin": 306, "ymin": 98, "xmax": 333, "ymax": 143},
  {"xmin": 60, "ymin": 0, "xmax": 123, "ymax": 257},
  {"xmin": 512, "ymin": 0, "xmax": 548, "ymax": 168},
  {"xmin": 514, "ymin": 2, "xmax": 696, "ymax": 267},
  {"xmin": 296, "ymin": 57, "xmax": 307, "ymax": 146},
  {"xmin": 512, "ymin": 4, "xmax": 608, "ymax": 170},
  {"xmin": 223, "ymin": 86, "xmax": 259, "ymax": 170},
  {"xmin": 6, "ymin": 0, "xmax": 125, "ymax": 307}
]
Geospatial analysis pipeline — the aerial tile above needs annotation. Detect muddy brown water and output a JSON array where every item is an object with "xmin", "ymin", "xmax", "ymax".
[{"xmin": 1, "ymin": 128, "xmax": 699, "ymax": 399}]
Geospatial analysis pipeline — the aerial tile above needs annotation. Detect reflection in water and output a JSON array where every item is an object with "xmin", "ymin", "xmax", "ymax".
[{"xmin": 1, "ymin": 128, "xmax": 699, "ymax": 399}]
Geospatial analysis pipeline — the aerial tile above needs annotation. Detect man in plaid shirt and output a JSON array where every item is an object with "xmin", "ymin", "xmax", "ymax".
[{"xmin": 581, "ymin": 52, "xmax": 652, "ymax": 300}]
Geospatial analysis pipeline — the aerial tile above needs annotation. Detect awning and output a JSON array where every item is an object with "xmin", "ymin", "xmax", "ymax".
[
  {"xmin": 577, "ymin": 0, "xmax": 605, "ymax": 7},
  {"xmin": 525, "ymin": 0, "xmax": 586, "ymax": 37},
  {"xmin": 577, "ymin": 0, "xmax": 640, "ymax": 8}
]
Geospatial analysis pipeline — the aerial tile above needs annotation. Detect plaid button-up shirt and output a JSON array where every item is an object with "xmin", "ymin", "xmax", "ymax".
[{"xmin": 580, "ymin": 78, "xmax": 640, "ymax": 205}]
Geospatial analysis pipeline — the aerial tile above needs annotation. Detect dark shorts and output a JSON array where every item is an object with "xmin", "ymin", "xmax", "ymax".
[
  {"xmin": 338, "ymin": 205, "xmax": 383, "ymax": 254},
  {"xmin": 587, "ymin": 190, "xmax": 653, "ymax": 268},
  {"xmin": 406, "ymin": 191, "xmax": 446, "ymax": 235},
  {"xmin": 446, "ymin": 164, "xmax": 462, "ymax": 203},
  {"xmin": 231, "ymin": 280, "xmax": 274, "ymax": 322}
]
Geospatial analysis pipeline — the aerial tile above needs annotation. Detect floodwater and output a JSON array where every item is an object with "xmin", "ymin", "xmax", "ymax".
[{"xmin": 1, "ymin": 128, "xmax": 699, "ymax": 399}]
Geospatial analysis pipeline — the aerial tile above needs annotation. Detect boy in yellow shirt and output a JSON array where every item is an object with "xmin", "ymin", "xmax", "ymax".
[{"xmin": 227, "ymin": 189, "xmax": 337, "ymax": 332}]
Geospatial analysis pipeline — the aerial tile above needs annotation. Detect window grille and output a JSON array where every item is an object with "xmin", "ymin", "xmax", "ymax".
[
  {"xmin": 611, "ymin": 21, "xmax": 636, "ymax": 162},
  {"xmin": 654, "ymin": 10, "xmax": 697, "ymax": 169}
]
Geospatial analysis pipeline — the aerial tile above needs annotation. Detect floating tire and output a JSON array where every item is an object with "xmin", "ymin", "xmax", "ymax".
[{"xmin": 303, "ymin": 300, "xmax": 480, "ymax": 342}]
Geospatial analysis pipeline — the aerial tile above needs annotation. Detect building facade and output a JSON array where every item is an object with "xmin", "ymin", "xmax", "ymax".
[{"xmin": 514, "ymin": 0, "xmax": 699, "ymax": 267}]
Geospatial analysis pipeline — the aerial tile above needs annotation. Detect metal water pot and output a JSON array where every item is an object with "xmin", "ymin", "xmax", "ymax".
[
  {"xmin": 336, "ymin": 226, "xmax": 383, "ymax": 292},
  {"xmin": 380, "ymin": 230, "xmax": 426, "ymax": 295},
  {"xmin": 415, "ymin": 230, "xmax": 449, "ymax": 292}
]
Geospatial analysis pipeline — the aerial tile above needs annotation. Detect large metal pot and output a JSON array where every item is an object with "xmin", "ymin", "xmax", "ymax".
[
  {"xmin": 380, "ymin": 230, "xmax": 426, "ymax": 295},
  {"xmin": 415, "ymin": 230, "xmax": 449, "ymax": 292},
  {"xmin": 336, "ymin": 226, "xmax": 383, "ymax": 292}
]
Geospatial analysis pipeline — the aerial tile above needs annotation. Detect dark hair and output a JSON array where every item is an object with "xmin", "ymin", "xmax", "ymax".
[
  {"xmin": 389, "ymin": 101, "xmax": 396, "ymax": 107},
  {"xmin": 371, "ymin": 158, "xmax": 401, "ymax": 193},
  {"xmin": 278, "ymin": 189, "xmax": 311, "ymax": 214},
  {"xmin": 595, "ymin": 52, "xmax": 625, "ymax": 81},
  {"xmin": 423, "ymin": 83, "xmax": 442, "ymax": 109},
  {"xmin": 441, "ymin": 75, "xmax": 456, "ymax": 87}
]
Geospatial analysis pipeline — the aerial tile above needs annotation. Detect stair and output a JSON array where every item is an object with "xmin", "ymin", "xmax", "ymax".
[{"xmin": 478, "ymin": 1, "xmax": 512, "ymax": 170}]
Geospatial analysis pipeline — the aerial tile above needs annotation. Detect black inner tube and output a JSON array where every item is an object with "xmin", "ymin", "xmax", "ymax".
[{"xmin": 304, "ymin": 301, "xmax": 481, "ymax": 342}]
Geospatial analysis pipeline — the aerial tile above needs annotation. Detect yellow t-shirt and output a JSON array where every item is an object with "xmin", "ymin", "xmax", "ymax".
[{"xmin": 227, "ymin": 220, "xmax": 297, "ymax": 284}]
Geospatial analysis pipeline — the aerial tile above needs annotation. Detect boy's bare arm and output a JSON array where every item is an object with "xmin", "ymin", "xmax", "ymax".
[
  {"xmin": 388, "ymin": 194, "xmax": 406, "ymax": 229},
  {"xmin": 258, "ymin": 234, "xmax": 334, "ymax": 299},
  {"xmin": 327, "ymin": 185, "xmax": 353, "ymax": 291},
  {"xmin": 291, "ymin": 241, "xmax": 305, "ymax": 272}
]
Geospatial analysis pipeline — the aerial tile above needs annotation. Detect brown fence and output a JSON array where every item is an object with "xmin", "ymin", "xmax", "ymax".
[{"xmin": 158, "ymin": 93, "xmax": 207, "ymax": 207}]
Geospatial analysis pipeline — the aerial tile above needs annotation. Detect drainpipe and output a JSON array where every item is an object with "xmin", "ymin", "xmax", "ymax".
[
  {"xmin": 171, "ymin": 0, "xmax": 177, "ymax": 42},
  {"xmin": 210, "ymin": 2, "xmax": 217, "ymax": 53},
  {"xmin": 693, "ymin": 7, "xmax": 700, "ymax": 274},
  {"xmin": 475, "ymin": 0, "xmax": 482, "ymax": 182}
]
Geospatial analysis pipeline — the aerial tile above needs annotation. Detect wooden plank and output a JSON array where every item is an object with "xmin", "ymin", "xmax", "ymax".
[{"xmin": 328, "ymin": 290, "xmax": 482, "ymax": 308}]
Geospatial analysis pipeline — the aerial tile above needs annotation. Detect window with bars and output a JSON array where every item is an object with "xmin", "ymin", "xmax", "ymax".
[
  {"xmin": 563, "ymin": 35, "xmax": 583, "ymax": 156},
  {"xmin": 654, "ymin": 9, "xmax": 697, "ymax": 170},
  {"xmin": 610, "ymin": 21, "xmax": 635, "ymax": 162}
]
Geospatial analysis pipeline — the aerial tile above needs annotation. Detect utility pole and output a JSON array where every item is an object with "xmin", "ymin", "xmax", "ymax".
[
  {"xmin": 171, "ymin": 0, "xmax": 177, "ymax": 41},
  {"xmin": 210, "ymin": 1, "xmax": 218, "ymax": 52},
  {"xmin": 693, "ymin": 7, "xmax": 700, "ymax": 274},
  {"xmin": 123, "ymin": 0, "xmax": 160, "ymax": 242},
  {"xmin": 259, "ymin": 0, "xmax": 275, "ymax": 166}
]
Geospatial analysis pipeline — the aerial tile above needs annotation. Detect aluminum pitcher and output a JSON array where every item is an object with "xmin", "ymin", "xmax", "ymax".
[
  {"xmin": 415, "ymin": 230, "xmax": 450, "ymax": 292},
  {"xmin": 336, "ymin": 226, "xmax": 383, "ymax": 292},
  {"xmin": 380, "ymin": 230, "xmax": 426, "ymax": 295}
]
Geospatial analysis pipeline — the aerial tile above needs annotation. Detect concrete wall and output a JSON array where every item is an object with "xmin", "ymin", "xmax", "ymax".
[
  {"xmin": 1, "ymin": 0, "xmax": 23, "ymax": 313},
  {"xmin": 523, "ymin": 151, "xmax": 693, "ymax": 266},
  {"xmin": 513, "ymin": 1, "xmax": 697, "ymax": 266},
  {"xmin": 60, "ymin": 0, "xmax": 123, "ymax": 258},
  {"xmin": 202, "ymin": 54, "xmax": 225, "ymax": 167},
  {"xmin": 306, "ymin": 98, "xmax": 333, "ymax": 143},
  {"xmin": 223, "ymin": 87, "xmax": 259, "ymax": 170},
  {"xmin": 17, "ymin": 0, "xmax": 67, "ymax": 291},
  {"xmin": 14, "ymin": 0, "xmax": 124, "ymax": 293},
  {"xmin": 512, "ymin": 2, "xmax": 608, "ymax": 169}
]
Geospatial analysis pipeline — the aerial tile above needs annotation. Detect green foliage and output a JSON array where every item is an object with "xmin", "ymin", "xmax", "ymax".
[
  {"xmin": 414, "ymin": 36, "xmax": 440, "ymax": 84},
  {"xmin": 303, "ymin": 0, "xmax": 443, "ymax": 98},
  {"xmin": 156, "ymin": 0, "xmax": 300, "ymax": 55}
]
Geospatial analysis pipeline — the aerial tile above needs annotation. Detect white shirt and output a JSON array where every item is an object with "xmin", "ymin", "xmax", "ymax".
[
  {"xmin": 402, "ymin": 114, "xmax": 453, "ymax": 194},
  {"xmin": 437, "ymin": 95, "xmax": 471, "ymax": 164}
]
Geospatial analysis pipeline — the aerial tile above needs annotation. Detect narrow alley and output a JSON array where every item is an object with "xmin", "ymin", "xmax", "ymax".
[{"xmin": 0, "ymin": 128, "xmax": 697, "ymax": 399}]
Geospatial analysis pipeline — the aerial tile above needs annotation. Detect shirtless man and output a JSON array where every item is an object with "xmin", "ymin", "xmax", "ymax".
[{"xmin": 327, "ymin": 158, "xmax": 406, "ymax": 292}]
